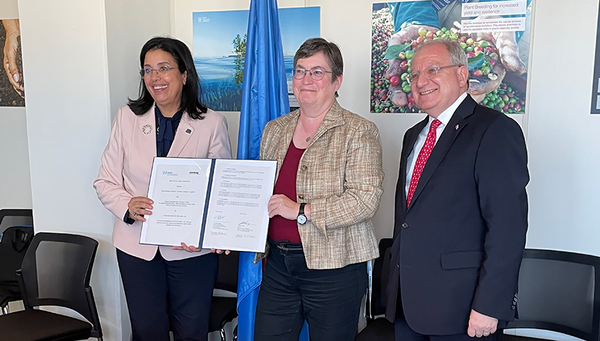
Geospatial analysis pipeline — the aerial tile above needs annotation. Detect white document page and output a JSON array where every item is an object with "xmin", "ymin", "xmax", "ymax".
[
  {"xmin": 140, "ymin": 158, "xmax": 211, "ymax": 247},
  {"xmin": 202, "ymin": 159, "xmax": 276, "ymax": 252}
]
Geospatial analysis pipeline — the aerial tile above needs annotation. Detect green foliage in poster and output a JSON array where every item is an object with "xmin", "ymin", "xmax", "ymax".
[{"xmin": 233, "ymin": 34, "xmax": 247, "ymax": 87}]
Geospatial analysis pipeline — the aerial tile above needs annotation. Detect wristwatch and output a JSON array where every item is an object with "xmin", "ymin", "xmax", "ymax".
[{"xmin": 297, "ymin": 203, "xmax": 307, "ymax": 225}]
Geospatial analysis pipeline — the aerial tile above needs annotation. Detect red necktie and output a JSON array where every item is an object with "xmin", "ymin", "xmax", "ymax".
[{"xmin": 407, "ymin": 119, "xmax": 441, "ymax": 207}]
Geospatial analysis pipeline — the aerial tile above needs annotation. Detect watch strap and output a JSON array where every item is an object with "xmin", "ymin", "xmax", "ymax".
[{"xmin": 299, "ymin": 203, "xmax": 306, "ymax": 216}]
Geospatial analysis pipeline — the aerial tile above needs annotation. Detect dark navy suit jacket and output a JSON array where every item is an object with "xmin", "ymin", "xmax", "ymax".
[{"xmin": 384, "ymin": 95, "xmax": 529, "ymax": 335}]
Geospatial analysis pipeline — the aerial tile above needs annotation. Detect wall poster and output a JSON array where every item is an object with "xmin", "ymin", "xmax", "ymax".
[
  {"xmin": 370, "ymin": 0, "xmax": 532, "ymax": 114},
  {"xmin": 193, "ymin": 7, "xmax": 320, "ymax": 112},
  {"xmin": 0, "ymin": 18, "xmax": 24, "ymax": 107}
]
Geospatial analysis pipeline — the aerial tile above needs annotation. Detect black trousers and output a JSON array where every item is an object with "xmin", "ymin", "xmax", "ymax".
[
  {"xmin": 116, "ymin": 249, "xmax": 218, "ymax": 341},
  {"xmin": 254, "ymin": 240, "xmax": 367, "ymax": 341}
]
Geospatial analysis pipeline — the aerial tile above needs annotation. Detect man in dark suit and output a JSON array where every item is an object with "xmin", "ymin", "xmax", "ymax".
[{"xmin": 385, "ymin": 39, "xmax": 529, "ymax": 341}]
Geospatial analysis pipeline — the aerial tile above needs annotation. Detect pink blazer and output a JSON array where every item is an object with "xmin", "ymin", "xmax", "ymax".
[{"xmin": 94, "ymin": 105, "xmax": 232, "ymax": 261}]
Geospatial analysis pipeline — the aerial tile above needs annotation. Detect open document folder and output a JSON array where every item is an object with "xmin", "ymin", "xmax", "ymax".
[{"xmin": 140, "ymin": 157, "xmax": 276, "ymax": 253}]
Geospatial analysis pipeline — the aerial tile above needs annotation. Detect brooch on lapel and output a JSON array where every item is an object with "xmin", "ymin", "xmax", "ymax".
[{"xmin": 142, "ymin": 124, "xmax": 153, "ymax": 135}]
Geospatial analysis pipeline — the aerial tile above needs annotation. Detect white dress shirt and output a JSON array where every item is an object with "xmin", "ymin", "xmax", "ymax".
[{"xmin": 405, "ymin": 92, "xmax": 467, "ymax": 195}]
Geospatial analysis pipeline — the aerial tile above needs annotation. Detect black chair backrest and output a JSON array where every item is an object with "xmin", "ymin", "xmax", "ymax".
[
  {"xmin": 215, "ymin": 251, "xmax": 239, "ymax": 293},
  {"xmin": 0, "ymin": 225, "xmax": 34, "ymax": 302},
  {"xmin": 0, "ymin": 209, "xmax": 34, "ymax": 307},
  {"xmin": 506, "ymin": 248, "xmax": 600, "ymax": 341},
  {"xmin": 0, "ymin": 209, "xmax": 33, "ymax": 234},
  {"xmin": 19, "ymin": 232, "xmax": 103, "ymax": 338}
]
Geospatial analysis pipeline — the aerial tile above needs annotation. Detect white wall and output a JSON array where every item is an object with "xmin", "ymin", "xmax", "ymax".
[
  {"xmin": 0, "ymin": 108, "xmax": 32, "ymax": 209},
  {"xmin": 105, "ymin": 0, "xmax": 170, "ymax": 118}
]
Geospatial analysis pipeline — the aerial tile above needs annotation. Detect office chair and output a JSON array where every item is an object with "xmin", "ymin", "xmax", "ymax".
[
  {"xmin": 0, "ymin": 232, "xmax": 103, "ymax": 341},
  {"xmin": 209, "ymin": 251, "xmax": 239, "ymax": 341},
  {"xmin": 355, "ymin": 238, "xmax": 394, "ymax": 341},
  {"xmin": 503, "ymin": 248, "xmax": 600, "ymax": 341},
  {"xmin": 0, "ymin": 209, "xmax": 33, "ymax": 233},
  {"xmin": 0, "ymin": 224, "xmax": 34, "ymax": 315},
  {"xmin": 0, "ymin": 208, "xmax": 33, "ymax": 314}
]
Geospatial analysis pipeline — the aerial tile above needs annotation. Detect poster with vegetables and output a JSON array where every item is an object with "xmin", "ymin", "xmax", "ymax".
[
  {"xmin": 193, "ymin": 7, "xmax": 320, "ymax": 112},
  {"xmin": 370, "ymin": 0, "xmax": 531, "ymax": 114}
]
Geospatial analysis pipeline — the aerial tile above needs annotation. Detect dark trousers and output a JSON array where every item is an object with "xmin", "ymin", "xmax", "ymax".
[
  {"xmin": 395, "ymin": 316, "xmax": 502, "ymax": 341},
  {"xmin": 116, "ymin": 249, "xmax": 218, "ymax": 341},
  {"xmin": 254, "ymin": 240, "xmax": 367, "ymax": 341}
]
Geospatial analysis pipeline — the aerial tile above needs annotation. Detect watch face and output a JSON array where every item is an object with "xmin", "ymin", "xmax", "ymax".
[{"xmin": 297, "ymin": 214, "xmax": 307, "ymax": 225}]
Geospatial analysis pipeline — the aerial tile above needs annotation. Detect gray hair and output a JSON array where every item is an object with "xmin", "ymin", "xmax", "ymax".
[{"xmin": 415, "ymin": 39, "xmax": 468, "ymax": 67}]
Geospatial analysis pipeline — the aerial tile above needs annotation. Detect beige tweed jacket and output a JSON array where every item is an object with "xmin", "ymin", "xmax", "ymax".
[{"xmin": 255, "ymin": 101, "xmax": 383, "ymax": 270}]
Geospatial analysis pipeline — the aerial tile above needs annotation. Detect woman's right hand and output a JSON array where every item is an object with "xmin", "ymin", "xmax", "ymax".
[
  {"xmin": 127, "ymin": 196, "xmax": 154, "ymax": 222},
  {"xmin": 268, "ymin": 194, "xmax": 300, "ymax": 220}
]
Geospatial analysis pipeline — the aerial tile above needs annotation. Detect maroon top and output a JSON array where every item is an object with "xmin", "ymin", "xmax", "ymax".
[{"xmin": 268, "ymin": 139, "xmax": 305, "ymax": 243}]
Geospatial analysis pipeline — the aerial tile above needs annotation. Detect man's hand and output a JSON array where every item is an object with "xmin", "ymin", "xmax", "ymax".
[
  {"xmin": 467, "ymin": 309, "xmax": 498, "ymax": 338},
  {"xmin": 2, "ymin": 19, "xmax": 24, "ymax": 94},
  {"xmin": 385, "ymin": 25, "xmax": 438, "ymax": 107}
]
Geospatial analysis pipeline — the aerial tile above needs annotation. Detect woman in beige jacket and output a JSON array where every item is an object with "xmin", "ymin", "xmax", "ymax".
[{"xmin": 254, "ymin": 38, "xmax": 384, "ymax": 341}]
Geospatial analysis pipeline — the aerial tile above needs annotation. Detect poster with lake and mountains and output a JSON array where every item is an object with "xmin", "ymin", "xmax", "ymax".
[{"xmin": 193, "ymin": 7, "xmax": 320, "ymax": 112}]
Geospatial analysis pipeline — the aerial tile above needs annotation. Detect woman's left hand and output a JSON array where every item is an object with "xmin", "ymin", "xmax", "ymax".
[
  {"xmin": 173, "ymin": 242, "xmax": 202, "ymax": 252},
  {"xmin": 268, "ymin": 194, "xmax": 301, "ymax": 220}
]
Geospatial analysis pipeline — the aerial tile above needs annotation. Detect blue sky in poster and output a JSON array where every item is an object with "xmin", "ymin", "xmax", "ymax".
[{"xmin": 193, "ymin": 7, "xmax": 320, "ymax": 58}]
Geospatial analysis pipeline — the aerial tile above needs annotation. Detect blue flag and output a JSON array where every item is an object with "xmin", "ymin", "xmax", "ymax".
[{"xmin": 235, "ymin": 0, "xmax": 291, "ymax": 340}]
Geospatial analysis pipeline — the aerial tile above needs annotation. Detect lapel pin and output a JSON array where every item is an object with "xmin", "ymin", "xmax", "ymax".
[
  {"xmin": 142, "ymin": 124, "xmax": 152, "ymax": 135},
  {"xmin": 185, "ymin": 129, "xmax": 192, "ymax": 134},
  {"xmin": 455, "ymin": 124, "xmax": 459, "ymax": 130}
]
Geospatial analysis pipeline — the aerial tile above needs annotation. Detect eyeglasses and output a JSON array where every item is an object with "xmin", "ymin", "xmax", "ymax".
[
  {"xmin": 406, "ymin": 65, "xmax": 460, "ymax": 84},
  {"xmin": 292, "ymin": 67, "xmax": 333, "ymax": 81},
  {"xmin": 140, "ymin": 65, "xmax": 177, "ymax": 77}
]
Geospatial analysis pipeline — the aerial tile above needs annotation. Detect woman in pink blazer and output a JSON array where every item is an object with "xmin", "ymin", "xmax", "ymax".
[{"xmin": 94, "ymin": 37, "xmax": 232, "ymax": 341}]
